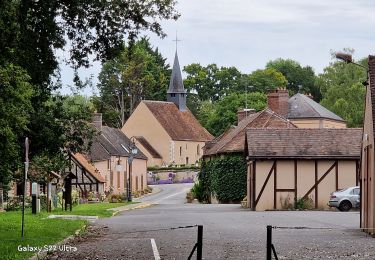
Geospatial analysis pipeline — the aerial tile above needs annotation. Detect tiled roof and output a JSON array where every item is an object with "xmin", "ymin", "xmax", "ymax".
[
  {"xmin": 246, "ymin": 128, "xmax": 362, "ymax": 159},
  {"xmin": 89, "ymin": 126, "xmax": 147, "ymax": 162},
  {"xmin": 288, "ymin": 93, "xmax": 345, "ymax": 121},
  {"xmin": 204, "ymin": 109, "xmax": 296, "ymax": 156},
  {"xmin": 143, "ymin": 100, "xmax": 213, "ymax": 142},
  {"xmin": 72, "ymin": 153, "xmax": 105, "ymax": 183},
  {"xmin": 135, "ymin": 136, "xmax": 162, "ymax": 159}
]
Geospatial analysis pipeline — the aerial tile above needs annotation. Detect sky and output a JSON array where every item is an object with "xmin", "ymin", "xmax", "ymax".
[{"xmin": 59, "ymin": 0, "xmax": 375, "ymax": 96}]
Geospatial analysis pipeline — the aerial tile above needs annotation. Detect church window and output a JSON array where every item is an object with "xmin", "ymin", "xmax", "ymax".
[
  {"xmin": 117, "ymin": 171, "xmax": 120, "ymax": 188},
  {"xmin": 180, "ymin": 146, "xmax": 182, "ymax": 156},
  {"xmin": 186, "ymin": 157, "xmax": 189, "ymax": 165},
  {"xmin": 197, "ymin": 144, "xmax": 200, "ymax": 155}
]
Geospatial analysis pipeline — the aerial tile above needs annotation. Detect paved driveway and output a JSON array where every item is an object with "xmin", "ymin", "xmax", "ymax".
[{"xmin": 50, "ymin": 184, "xmax": 375, "ymax": 260}]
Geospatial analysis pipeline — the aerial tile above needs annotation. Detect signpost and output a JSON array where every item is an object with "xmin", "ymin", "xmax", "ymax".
[{"xmin": 21, "ymin": 137, "xmax": 29, "ymax": 239}]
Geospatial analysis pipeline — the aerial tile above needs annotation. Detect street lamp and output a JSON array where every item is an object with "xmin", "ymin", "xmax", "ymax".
[
  {"xmin": 127, "ymin": 137, "xmax": 138, "ymax": 202},
  {"xmin": 335, "ymin": 52, "xmax": 369, "ymax": 86}
]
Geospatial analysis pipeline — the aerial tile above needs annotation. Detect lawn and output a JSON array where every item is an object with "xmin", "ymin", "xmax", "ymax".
[
  {"xmin": 0, "ymin": 210, "xmax": 86, "ymax": 260},
  {"xmin": 1, "ymin": 202, "xmax": 135, "ymax": 259},
  {"xmin": 52, "ymin": 202, "xmax": 136, "ymax": 217}
]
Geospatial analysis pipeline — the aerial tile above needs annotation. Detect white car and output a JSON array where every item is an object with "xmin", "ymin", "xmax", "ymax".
[{"xmin": 328, "ymin": 186, "xmax": 360, "ymax": 211}]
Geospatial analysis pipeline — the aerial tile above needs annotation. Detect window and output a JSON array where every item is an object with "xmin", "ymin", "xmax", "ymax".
[
  {"xmin": 180, "ymin": 146, "xmax": 182, "ymax": 156},
  {"xmin": 197, "ymin": 144, "xmax": 200, "ymax": 155},
  {"xmin": 107, "ymin": 159, "xmax": 110, "ymax": 170},
  {"xmin": 141, "ymin": 175, "xmax": 144, "ymax": 190},
  {"xmin": 352, "ymin": 188, "xmax": 360, "ymax": 195},
  {"xmin": 110, "ymin": 171, "xmax": 113, "ymax": 186},
  {"xmin": 136, "ymin": 176, "xmax": 139, "ymax": 191},
  {"xmin": 171, "ymin": 93, "xmax": 176, "ymax": 97},
  {"xmin": 117, "ymin": 171, "xmax": 120, "ymax": 189},
  {"xmin": 186, "ymin": 157, "xmax": 189, "ymax": 165}
]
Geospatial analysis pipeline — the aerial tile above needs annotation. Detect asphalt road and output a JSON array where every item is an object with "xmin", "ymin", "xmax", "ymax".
[{"xmin": 51, "ymin": 184, "xmax": 375, "ymax": 260}]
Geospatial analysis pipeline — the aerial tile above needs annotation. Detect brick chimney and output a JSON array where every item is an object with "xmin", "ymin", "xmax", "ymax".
[
  {"xmin": 267, "ymin": 88, "xmax": 289, "ymax": 117},
  {"xmin": 237, "ymin": 108, "xmax": 256, "ymax": 124},
  {"xmin": 92, "ymin": 112, "xmax": 102, "ymax": 131}
]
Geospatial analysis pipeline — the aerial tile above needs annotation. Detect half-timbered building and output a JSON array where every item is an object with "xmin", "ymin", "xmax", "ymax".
[{"xmin": 245, "ymin": 128, "xmax": 362, "ymax": 210}]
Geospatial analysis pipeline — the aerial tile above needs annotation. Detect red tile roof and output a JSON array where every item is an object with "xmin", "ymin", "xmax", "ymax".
[
  {"xmin": 143, "ymin": 100, "xmax": 213, "ymax": 142},
  {"xmin": 73, "ymin": 153, "xmax": 105, "ymax": 183},
  {"xmin": 204, "ymin": 109, "xmax": 296, "ymax": 156},
  {"xmin": 246, "ymin": 128, "xmax": 362, "ymax": 159}
]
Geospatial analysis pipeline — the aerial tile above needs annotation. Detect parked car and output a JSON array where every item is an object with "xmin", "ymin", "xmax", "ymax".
[{"xmin": 328, "ymin": 186, "xmax": 360, "ymax": 211}]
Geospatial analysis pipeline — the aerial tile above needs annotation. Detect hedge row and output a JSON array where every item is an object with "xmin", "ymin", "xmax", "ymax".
[{"xmin": 197, "ymin": 154, "xmax": 247, "ymax": 203}]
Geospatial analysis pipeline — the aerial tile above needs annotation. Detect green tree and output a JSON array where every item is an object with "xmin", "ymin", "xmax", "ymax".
[
  {"xmin": 183, "ymin": 63, "xmax": 246, "ymax": 102},
  {"xmin": 199, "ymin": 92, "xmax": 267, "ymax": 136},
  {"xmin": 247, "ymin": 68, "xmax": 287, "ymax": 93},
  {"xmin": 318, "ymin": 56, "xmax": 367, "ymax": 127},
  {"xmin": 266, "ymin": 58, "xmax": 320, "ymax": 100},
  {"xmin": 96, "ymin": 38, "xmax": 170, "ymax": 127},
  {"xmin": 0, "ymin": 64, "xmax": 33, "ymax": 188}
]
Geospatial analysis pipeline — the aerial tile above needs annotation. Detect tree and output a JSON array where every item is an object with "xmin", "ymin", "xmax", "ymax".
[
  {"xmin": 247, "ymin": 68, "xmax": 287, "ymax": 93},
  {"xmin": 183, "ymin": 63, "xmax": 246, "ymax": 102},
  {"xmin": 318, "ymin": 56, "xmax": 367, "ymax": 127},
  {"xmin": 266, "ymin": 58, "xmax": 320, "ymax": 100},
  {"xmin": 198, "ymin": 92, "xmax": 267, "ymax": 136},
  {"xmin": 0, "ymin": 64, "xmax": 33, "ymax": 188},
  {"xmin": 96, "ymin": 38, "xmax": 170, "ymax": 128}
]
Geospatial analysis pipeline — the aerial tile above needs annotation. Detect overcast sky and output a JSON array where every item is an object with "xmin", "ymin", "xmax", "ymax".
[{"xmin": 59, "ymin": 0, "xmax": 375, "ymax": 95}]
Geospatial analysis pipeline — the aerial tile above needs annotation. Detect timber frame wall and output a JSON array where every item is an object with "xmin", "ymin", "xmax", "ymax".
[{"xmin": 247, "ymin": 159, "xmax": 359, "ymax": 211}]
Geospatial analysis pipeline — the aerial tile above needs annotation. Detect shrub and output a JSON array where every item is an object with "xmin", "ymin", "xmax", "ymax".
[
  {"xmin": 199, "ymin": 155, "xmax": 247, "ymax": 203},
  {"xmin": 6, "ymin": 196, "xmax": 31, "ymax": 211},
  {"xmin": 294, "ymin": 196, "xmax": 314, "ymax": 210},
  {"xmin": 191, "ymin": 181, "xmax": 205, "ymax": 202}
]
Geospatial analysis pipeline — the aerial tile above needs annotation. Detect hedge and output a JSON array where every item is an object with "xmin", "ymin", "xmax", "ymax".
[{"xmin": 198, "ymin": 154, "xmax": 247, "ymax": 203}]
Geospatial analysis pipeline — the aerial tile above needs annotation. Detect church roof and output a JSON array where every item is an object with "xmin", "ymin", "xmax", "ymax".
[
  {"xmin": 288, "ymin": 93, "xmax": 345, "ymax": 121},
  {"xmin": 143, "ymin": 100, "xmax": 213, "ymax": 141},
  {"xmin": 246, "ymin": 128, "xmax": 362, "ymax": 159},
  {"xmin": 89, "ymin": 126, "xmax": 147, "ymax": 162},
  {"xmin": 167, "ymin": 51, "xmax": 186, "ymax": 94},
  {"xmin": 204, "ymin": 109, "xmax": 297, "ymax": 156}
]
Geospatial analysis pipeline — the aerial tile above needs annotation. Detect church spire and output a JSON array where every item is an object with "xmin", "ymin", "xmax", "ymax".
[{"xmin": 167, "ymin": 51, "xmax": 187, "ymax": 111}]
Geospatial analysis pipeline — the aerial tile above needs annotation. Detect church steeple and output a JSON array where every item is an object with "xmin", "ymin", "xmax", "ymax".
[{"xmin": 167, "ymin": 51, "xmax": 187, "ymax": 111}]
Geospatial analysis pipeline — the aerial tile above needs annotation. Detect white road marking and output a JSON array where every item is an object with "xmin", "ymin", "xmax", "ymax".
[
  {"xmin": 151, "ymin": 238, "xmax": 161, "ymax": 260},
  {"xmin": 154, "ymin": 188, "xmax": 190, "ymax": 203}
]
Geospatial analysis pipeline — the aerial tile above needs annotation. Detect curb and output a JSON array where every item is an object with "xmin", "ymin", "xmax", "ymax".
[
  {"xmin": 29, "ymin": 224, "xmax": 87, "ymax": 260},
  {"xmin": 135, "ymin": 186, "xmax": 163, "ymax": 199},
  {"xmin": 111, "ymin": 203, "xmax": 154, "ymax": 216}
]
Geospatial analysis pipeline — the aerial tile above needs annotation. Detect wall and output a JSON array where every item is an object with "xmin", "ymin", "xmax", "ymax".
[
  {"xmin": 173, "ymin": 140, "xmax": 205, "ymax": 166},
  {"xmin": 93, "ymin": 156, "xmax": 147, "ymax": 194},
  {"xmin": 122, "ymin": 102, "xmax": 172, "ymax": 166},
  {"xmin": 249, "ymin": 159, "xmax": 358, "ymax": 211},
  {"xmin": 361, "ymin": 83, "xmax": 375, "ymax": 235},
  {"xmin": 290, "ymin": 118, "xmax": 346, "ymax": 128}
]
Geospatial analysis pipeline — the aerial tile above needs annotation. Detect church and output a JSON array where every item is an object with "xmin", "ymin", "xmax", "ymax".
[{"xmin": 122, "ymin": 52, "xmax": 213, "ymax": 167}]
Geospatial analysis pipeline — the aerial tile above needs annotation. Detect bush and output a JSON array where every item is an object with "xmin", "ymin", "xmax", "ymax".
[
  {"xmin": 294, "ymin": 196, "xmax": 314, "ymax": 210},
  {"xmin": 191, "ymin": 181, "xmax": 205, "ymax": 202},
  {"xmin": 199, "ymin": 155, "xmax": 247, "ymax": 203},
  {"xmin": 6, "ymin": 196, "xmax": 31, "ymax": 211}
]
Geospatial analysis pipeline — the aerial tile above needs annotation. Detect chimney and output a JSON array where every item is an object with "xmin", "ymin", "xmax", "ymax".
[
  {"xmin": 92, "ymin": 112, "xmax": 102, "ymax": 131},
  {"xmin": 237, "ymin": 108, "xmax": 256, "ymax": 124},
  {"xmin": 267, "ymin": 88, "xmax": 289, "ymax": 118}
]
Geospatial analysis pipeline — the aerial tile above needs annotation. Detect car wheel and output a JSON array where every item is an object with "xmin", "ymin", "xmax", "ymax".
[{"xmin": 339, "ymin": 201, "xmax": 352, "ymax": 212}]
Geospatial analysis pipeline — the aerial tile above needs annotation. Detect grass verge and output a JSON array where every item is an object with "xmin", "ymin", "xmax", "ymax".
[
  {"xmin": 0, "ymin": 210, "xmax": 86, "ymax": 260},
  {"xmin": 52, "ymin": 202, "xmax": 137, "ymax": 217}
]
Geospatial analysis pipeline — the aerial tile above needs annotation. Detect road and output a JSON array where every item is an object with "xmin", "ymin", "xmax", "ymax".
[{"xmin": 51, "ymin": 184, "xmax": 375, "ymax": 260}]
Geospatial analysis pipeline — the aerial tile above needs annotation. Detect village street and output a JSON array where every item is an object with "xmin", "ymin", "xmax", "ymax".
[{"xmin": 51, "ymin": 184, "xmax": 375, "ymax": 260}]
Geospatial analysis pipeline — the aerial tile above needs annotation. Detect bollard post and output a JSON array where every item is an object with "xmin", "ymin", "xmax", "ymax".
[
  {"xmin": 267, "ymin": 225, "xmax": 272, "ymax": 260},
  {"xmin": 197, "ymin": 225, "xmax": 203, "ymax": 260}
]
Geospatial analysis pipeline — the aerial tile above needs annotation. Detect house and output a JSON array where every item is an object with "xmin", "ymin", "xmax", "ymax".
[
  {"xmin": 204, "ymin": 108, "xmax": 297, "ymax": 158},
  {"xmin": 89, "ymin": 113, "xmax": 148, "ymax": 195},
  {"xmin": 268, "ymin": 88, "xmax": 347, "ymax": 128},
  {"xmin": 361, "ymin": 55, "xmax": 375, "ymax": 235},
  {"xmin": 122, "ymin": 52, "xmax": 213, "ymax": 167},
  {"xmin": 245, "ymin": 128, "xmax": 362, "ymax": 211}
]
